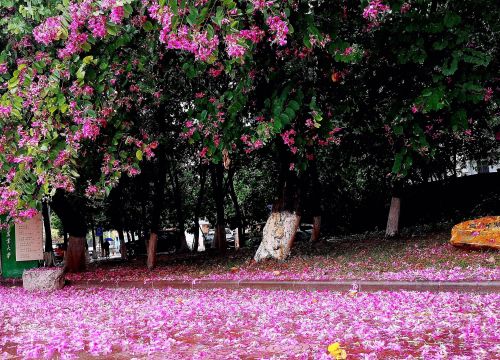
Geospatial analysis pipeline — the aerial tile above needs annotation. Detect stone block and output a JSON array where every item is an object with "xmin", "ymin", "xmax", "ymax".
[
  {"xmin": 23, "ymin": 268, "xmax": 65, "ymax": 291},
  {"xmin": 451, "ymin": 216, "xmax": 500, "ymax": 249}
]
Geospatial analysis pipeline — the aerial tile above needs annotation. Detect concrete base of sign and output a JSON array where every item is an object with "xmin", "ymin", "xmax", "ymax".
[{"xmin": 22, "ymin": 268, "xmax": 65, "ymax": 291}]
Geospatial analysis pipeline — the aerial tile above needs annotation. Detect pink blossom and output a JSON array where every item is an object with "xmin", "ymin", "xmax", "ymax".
[
  {"xmin": 251, "ymin": 0, "xmax": 274, "ymax": 11},
  {"xmin": 363, "ymin": 0, "xmax": 391, "ymax": 21},
  {"xmin": 266, "ymin": 16, "xmax": 289, "ymax": 46},
  {"xmin": 225, "ymin": 34, "xmax": 247, "ymax": 58},
  {"xmin": 88, "ymin": 15, "xmax": 107, "ymax": 38},
  {"xmin": 33, "ymin": 17, "xmax": 62, "ymax": 45},
  {"xmin": 400, "ymin": 3, "xmax": 411, "ymax": 13},
  {"xmin": 85, "ymin": 185, "xmax": 100, "ymax": 197},
  {"xmin": 110, "ymin": 6, "xmax": 125, "ymax": 24},
  {"xmin": 200, "ymin": 147, "xmax": 208, "ymax": 158},
  {"xmin": 0, "ymin": 63, "xmax": 7, "ymax": 74},
  {"xmin": 484, "ymin": 87, "xmax": 493, "ymax": 102},
  {"xmin": 0, "ymin": 105, "xmax": 12, "ymax": 117}
]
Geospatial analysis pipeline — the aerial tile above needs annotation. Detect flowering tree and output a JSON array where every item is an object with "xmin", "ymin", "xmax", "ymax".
[
  {"xmin": 1, "ymin": 0, "xmax": 497, "ymax": 270},
  {"xmin": 1, "ymin": 0, "xmax": 342, "ymax": 268}
]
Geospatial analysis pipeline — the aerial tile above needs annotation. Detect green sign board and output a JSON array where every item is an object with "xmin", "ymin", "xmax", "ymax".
[{"xmin": 1, "ymin": 222, "xmax": 39, "ymax": 278}]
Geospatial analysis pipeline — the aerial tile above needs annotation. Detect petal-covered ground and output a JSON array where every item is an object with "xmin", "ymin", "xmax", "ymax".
[
  {"xmin": 67, "ymin": 232, "xmax": 499, "ymax": 283},
  {"xmin": 0, "ymin": 287, "xmax": 498, "ymax": 359}
]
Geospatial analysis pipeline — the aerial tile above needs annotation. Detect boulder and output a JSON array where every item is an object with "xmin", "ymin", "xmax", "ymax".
[
  {"xmin": 23, "ymin": 268, "xmax": 65, "ymax": 291},
  {"xmin": 450, "ymin": 216, "xmax": 500, "ymax": 249}
]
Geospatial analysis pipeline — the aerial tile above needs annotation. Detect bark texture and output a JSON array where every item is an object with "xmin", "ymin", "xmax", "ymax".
[
  {"xmin": 65, "ymin": 236, "xmax": 86, "ymax": 273},
  {"xmin": 146, "ymin": 232, "xmax": 158, "ymax": 270},
  {"xmin": 211, "ymin": 163, "xmax": 226, "ymax": 251},
  {"xmin": 118, "ymin": 229, "xmax": 127, "ymax": 260},
  {"xmin": 50, "ymin": 190, "xmax": 87, "ymax": 272},
  {"xmin": 386, "ymin": 197, "xmax": 401, "ymax": 237},
  {"xmin": 254, "ymin": 211, "xmax": 301, "ymax": 262},
  {"xmin": 42, "ymin": 201, "xmax": 55, "ymax": 266},
  {"xmin": 310, "ymin": 215, "xmax": 322, "ymax": 243}
]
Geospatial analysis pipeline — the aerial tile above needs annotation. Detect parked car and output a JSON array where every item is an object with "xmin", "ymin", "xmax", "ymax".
[
  {"xmin": 126, "ymin": 230, "xmax": 179, "ymax": 257},
  {"xmin": 204, "ymin": 228, "xmax": 234, "ymax": 247},
  {"xmin": 53, "ymin": 244, "xmax": 65, "ymax": 263}
]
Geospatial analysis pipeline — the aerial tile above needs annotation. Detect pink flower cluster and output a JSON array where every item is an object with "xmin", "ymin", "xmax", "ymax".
[
  {"xmin": 164, "ymin": 26, "xmax": 219, "ymax": 61},
  {"xmin": 110, "ymin": 6, "xmax": 125, "ymax": 24},
  {"xmin": 240, "ymin": 134, "xmax": 264, "ymax": 153},
  {"xmin": 0, "ymin": 105, "xmax": 12, "ymax": 117},
  {"xmin": 88, "ymin": 15, "xmax": 107, "ymax": 38},
  {"xmin": 363, "ymin": 0, "xmax": 391, "ymax": 21},
  {"xmin": 266, "ymin": 15, "xmax": 289, "ymax": 46},
  {"xmin": 251, "ymin": 0, "xmax": 274, "ymax": 11},
  {"xmin": 281, "ymin": 128, "xmax": 298, "ymax": 153},
  {"xmin": 33, "ymin": 17, "xmax": 62, "ymax": 45},
  {"xmin": 225, "ymin": 34, "xmax": 247, "ymax": 58}
]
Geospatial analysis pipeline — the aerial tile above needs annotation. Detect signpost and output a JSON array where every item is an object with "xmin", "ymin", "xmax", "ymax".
[{"xmin": 1, "ymin": 215, "xmax": 42, "ymax": 278}]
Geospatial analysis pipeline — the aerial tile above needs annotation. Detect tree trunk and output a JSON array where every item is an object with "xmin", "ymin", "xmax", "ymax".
[
  {"xmin": 91, "ymin": 220, "xmax": 97, "ymax": 259},
  {"xmin": 255, "ymin": 147, "xmax": 301, "ymax": 262},
  {"xmin": 211, "ymin": 163, "xmax": 226, "ymax": 252},
  {"xmin": 386, "ymin": 197, "xmax": 401, "ymax": 237},
  {"xmin": 99, "ymin": 234, "xmax": 104, "ymax": 258},
  {"xmin": 168, "ymin": 160, "xmax": 188, "ymax": 252},
  {"xmin": 306, "ymin": 159, "xmax": 322, "ymax": 243},
  {"xmin": 147, "ymin": 232, "xmax": 158, "ymax": 270},
  {"xmin": 255, "ymin": 211, "xmax": 301, "ymax": 262},
  {"xmin": 193, "ymin": 163, "xmax": 208, "ymax": 252},
  {"xmin": 228, "ymin": 168, "xmax": 245, "ymax": 248},
  {"xmin": 118, "ymin": 228, "xmax": 127, "ymax": 260},
  {"xmin": 50, "ymin": 190, "xmax": 87, "ymax": 272},
  {"xmin": 42, "ymin": 201, "xmax": 55, "ymax": 267},
  {"xmin": 63, "ymin": 229, "xmax": 68, "ymax": 248},
  {"xmin": 147, "ymin": 145, "xmax": 168, "ymax": 269},
  {"xmin": 65, "ymin": 236, "xmax": 86, "ymax": 272},
  {"xmin": 310, "ymin": 216, "xmax": 322, "ymax": 243}
]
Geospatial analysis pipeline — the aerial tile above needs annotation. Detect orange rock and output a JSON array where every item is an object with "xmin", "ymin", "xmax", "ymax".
[{"xmin": 450, "ymin": 216, "xmax": 500, "ymax": 249}]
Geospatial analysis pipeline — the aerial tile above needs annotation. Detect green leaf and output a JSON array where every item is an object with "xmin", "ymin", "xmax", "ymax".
[
  {"xmin": 288, "ymin": 100, "xmax": 300, "ymax": 111},
  {"xmin": 442, "ymin": 57, "xmax": 458, "ymax": 76},
  {"xmin": 136, "ymin": 150, "xmax": 143, "ymax": 161},
  {"xmin": 143, "ymin": 21, "xmax": 154, "ymax": 31},
  {"xmin": 443, "ymin": 13, "xmax": 461, "ymax": 28}
]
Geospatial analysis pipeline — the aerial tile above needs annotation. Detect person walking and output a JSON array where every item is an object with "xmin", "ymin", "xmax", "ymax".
[{"xmin": 103, "ymin": 240, "xmax": 110, "ymax": 258}]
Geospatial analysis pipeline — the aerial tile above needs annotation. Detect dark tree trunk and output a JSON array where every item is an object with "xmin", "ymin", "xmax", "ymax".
[
  {"xmin": 91, "ymin": 220, "xmax": 97, "ymax": 259},
  {"xmin": 50, "ymin": 190, "xmax": 88, "ymax": 272},
  {"xmin": 118, "ymin": 228, "xmax": 127, "ymax": 260},
  {"xmin": 99, "ymin": 234, "xmax": 104, "ymax": 257},
  {"xmin": 42, "ymin": 201, "xmax": 55, "ymax": 266},
  {"xmin": 227, "ymin": 168, "xmax": 245, "ymax": 248},
  {"xmin": 193, "ymin": 163, "xmax": 208, "ymax": 252},
  {"xmin": 211, "ymin": 163, "xmax": 226, "ymax": 252},
  {"xmin": 63, "ymin": 229, "xmax": 68, "ymax": 248},
  {"xmin": 168, "ymin": 160, "xmax": 188, "ymax": 252},
  {"xmin": 308, "ymin": 160, "xmax": 322, "ymax": 243},
  {"xmin": 148, "ymin": 145, "xmax": 168, "ymax": 269}
]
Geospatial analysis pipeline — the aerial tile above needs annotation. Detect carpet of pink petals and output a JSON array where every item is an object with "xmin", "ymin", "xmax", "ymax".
[
  {"xmin": 66, "ymin": 238, "xmax": 499, "ymax": 283},
  {"xmin": 1, "ymin": 287, "xmax": 499, "ymax": 359}
]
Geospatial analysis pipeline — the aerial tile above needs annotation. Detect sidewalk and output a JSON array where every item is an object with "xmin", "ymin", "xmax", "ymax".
[{"xmin": 66, "ymin": 279, "xmax": 500, "ymax": 293}]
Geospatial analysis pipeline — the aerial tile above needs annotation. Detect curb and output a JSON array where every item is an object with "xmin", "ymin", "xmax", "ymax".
[{"xmin": 65, "ymin": 279, "xmax": 500, "ymax": 293}]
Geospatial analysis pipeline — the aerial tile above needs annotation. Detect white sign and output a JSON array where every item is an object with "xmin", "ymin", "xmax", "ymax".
[{"xmin": 15, "ymin": 213, "xmax": 43, "ymax": 261}]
